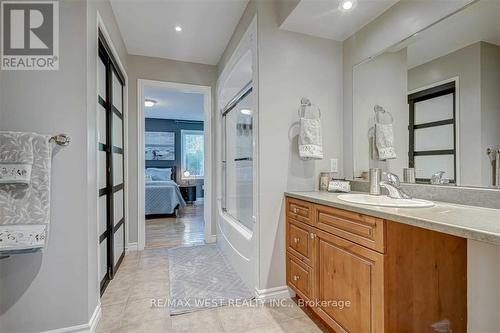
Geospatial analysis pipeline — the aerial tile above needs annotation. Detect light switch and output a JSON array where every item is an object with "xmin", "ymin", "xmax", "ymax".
[{"xmin": 330, "ymin": 158, "xmax": 339, "ymax": 173}]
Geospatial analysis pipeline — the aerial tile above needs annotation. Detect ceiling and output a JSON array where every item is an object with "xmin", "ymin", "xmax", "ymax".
[
  {"xmin": 281, "ymin": 0, "xmax": 399, "ymax": 41},
  {"xmin": 110, "ymin": 0, "xmax": 248, "ymax": 65},
  {"xmin": 144, "ymin": 86, "xmax": 204, "ymax": 121}
]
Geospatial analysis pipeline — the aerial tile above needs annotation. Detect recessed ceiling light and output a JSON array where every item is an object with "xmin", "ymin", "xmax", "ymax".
[
  {"xmin": 144, "ymin": 99, "xmax": 157, "ymax": 107},
  {"xmin": 339, "ymin": 0, "xmax": 356, "ymax": 11},
  {"xmin": 240, "ymin": 109, "xmax": 252, "ymax": 115},
  {"xmin": 175, "ymin": 25, "xmax": 182, "ymax": 32}
]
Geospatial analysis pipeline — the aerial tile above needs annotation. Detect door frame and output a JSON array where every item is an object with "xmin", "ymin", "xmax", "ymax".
[
  {"xmin": 407, "ymin": 76, "xmax": 460, "ymax": 185},
  {"xmin": 95, "ymin": 13, "xmax": 129, "ymax": 290},
  {"xmin": 137, "ymin": 79, "xmax": 213, "ymax": 250}
]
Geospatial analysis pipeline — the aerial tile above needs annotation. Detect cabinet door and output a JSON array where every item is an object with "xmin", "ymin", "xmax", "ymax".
[{"xmin": 313, "ymin": 229, "xmax": 384, "ymax": 333}]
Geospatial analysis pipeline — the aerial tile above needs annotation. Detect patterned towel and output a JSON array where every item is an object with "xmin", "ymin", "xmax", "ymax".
[
  {"xmin": 0, "ymin": 132, "xmax": 52, "ymax": 252},
  {"xmin": 0, "ymin": 132, "xmax": 34, "ymax": 184},
  {"xmin": 375, "ymin": 123, "xmax": 396, "ymax": 160},
  {"xmin": 299, "ymin": 117, "xmax": 323, "ymax": 160}
]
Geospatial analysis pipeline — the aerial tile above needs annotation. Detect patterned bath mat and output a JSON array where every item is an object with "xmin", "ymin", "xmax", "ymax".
[{"xmin": 167, "ymin": 244, "xmax": 254, "ymax": 315}]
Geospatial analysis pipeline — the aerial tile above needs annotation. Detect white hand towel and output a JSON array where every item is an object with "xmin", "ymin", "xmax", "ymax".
[
  {"xmin": 375, "ymin": 123, "xmax": 396, "ymax": 160},
  {"xmin": 0, "ymin": 132, "xmax": 52, "ymax": 252},
  {"xmin": 299, "ymin": 117, "xmax": 323, "ymax": 160},
  {"xmin": 0, "ymin": 132, "xmax": 34, "ymax": 184}
]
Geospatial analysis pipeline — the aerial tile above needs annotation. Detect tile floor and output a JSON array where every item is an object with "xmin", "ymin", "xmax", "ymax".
[{"xmin": 97, "ymin": 248, "xmax": 327, "ymax": 333}]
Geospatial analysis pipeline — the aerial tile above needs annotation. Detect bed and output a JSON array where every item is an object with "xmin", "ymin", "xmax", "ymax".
[{"xmin": 145, "ymin": 167, "xmax": 186, "ymax": 217}]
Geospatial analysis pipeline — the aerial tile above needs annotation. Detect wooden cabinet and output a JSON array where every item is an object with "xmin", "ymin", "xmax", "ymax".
[
  {"xmin": 313, "ymin": 229, "xmax": 384, "ymax": 333},
  {"xmin": 285, "ymin": 196, "xmax": 467, "ymax": 333}
]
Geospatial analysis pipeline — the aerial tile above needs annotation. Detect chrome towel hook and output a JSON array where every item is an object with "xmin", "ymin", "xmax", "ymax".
[{"xmin": 49, "ymin": 134, "xmax": 71, "ymax": 146}]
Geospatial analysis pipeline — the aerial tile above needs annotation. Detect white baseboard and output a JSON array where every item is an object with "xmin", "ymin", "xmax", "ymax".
[
  {"xmin": 205, "ymin": 234, "xmax": 217, "ymax": 243},
  {"xmin": 255, "ymin": 286, "xmax": 292, "ymax": 301},
  {"xmin": 41, "ymin": 303, "xmax": 101, "ymax": 333},
  {"xmin": 126, "ymin": 242, "xmax": 138, "ymax": 252}
]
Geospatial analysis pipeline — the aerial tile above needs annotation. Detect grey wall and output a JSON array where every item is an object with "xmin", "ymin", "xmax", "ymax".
[
  {"xmin": 342, "ymin": 1, "xmax": 474, "ymax": 180},
  {"xmin": 145, "ymin": 118, "xmax": 204, "ymax": 197},
  {"xmin": 127, "ymin": 55, "xmax": 217, "ymax": 244},
  {"xmin": 217, "ymin": 1, "xmax": 257, "ymax": 76},
  {"xmin": 408, "ymin": 42, "xmax": 482, "ymax": 186},
  {"xmin": 353, "ymin": 49, "xmax": 408, "ymax": 179},
  {"xmin": 217, "ymin": 0, "xmax": 343, "ymax": 291},
  {"xmin": 256, "ymin": 0, "xmax": 343, "ymax": 290},
  {"xmin": 0, "ymin": 0, "xmax": 127, "ymax": 332},
  {"xmin": 0, "ymin": 2, "xmax": 88, "ymax": 330},
  {"xmin": 480, "ymin": 42, "xmax": 500, "ymax": 187}
]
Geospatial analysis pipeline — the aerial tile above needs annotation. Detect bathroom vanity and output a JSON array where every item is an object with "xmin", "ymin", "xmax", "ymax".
[{"xmin": 285, "ymin": 191, "xmax": 500, "ymax": 333}]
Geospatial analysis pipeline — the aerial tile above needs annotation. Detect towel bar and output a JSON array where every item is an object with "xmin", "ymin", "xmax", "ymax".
[{"xmin": 49, "ymin": 134, "xmax": 71, "ymax": 146}]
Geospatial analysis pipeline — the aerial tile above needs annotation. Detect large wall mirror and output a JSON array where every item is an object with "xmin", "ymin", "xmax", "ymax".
[{"xmin": 352, "ymin": 0, "xmax": 500, "ymax": 188}]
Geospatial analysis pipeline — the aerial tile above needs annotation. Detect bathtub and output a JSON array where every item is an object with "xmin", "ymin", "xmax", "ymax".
[{"xmin": 216, "ymin": 204, "xmax": 256, "ymax": 292}]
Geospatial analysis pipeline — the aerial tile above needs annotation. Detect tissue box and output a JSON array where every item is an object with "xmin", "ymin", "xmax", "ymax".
[{"xmin": 328, "ymin": 180, "xmax": 351, "ymax": 193}]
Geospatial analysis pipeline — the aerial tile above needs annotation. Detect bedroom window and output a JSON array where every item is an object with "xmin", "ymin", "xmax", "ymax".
[{"xmin": 181, "ymin": 130, "xmax": 204, "ymax": 179}]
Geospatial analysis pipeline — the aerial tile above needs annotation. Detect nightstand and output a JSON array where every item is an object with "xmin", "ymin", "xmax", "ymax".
[{"xmin": 180, "ymin": 185, "xmax": 196, "ymax": 204}]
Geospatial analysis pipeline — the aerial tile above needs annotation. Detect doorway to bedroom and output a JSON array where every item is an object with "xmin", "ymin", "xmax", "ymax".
[{"xmin": 138, "ymin": 80, "xmax": 212, "ymax": 250}]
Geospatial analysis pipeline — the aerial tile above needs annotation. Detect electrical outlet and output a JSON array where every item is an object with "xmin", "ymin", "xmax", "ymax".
[{"xmin": 330, "ymin": 158, "xmax": 339, "ymax": 173}]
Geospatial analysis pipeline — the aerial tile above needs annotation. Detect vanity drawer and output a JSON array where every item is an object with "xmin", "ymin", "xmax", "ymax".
[
  {"xmin": 287, "ymin": 198, "xmax": 313, "ymax": 225},
  {"xmin": 287, "ymin": 219, "xmax": 314, "ymax": 266},
  {"xmin": 286, "ymin": 253, "xmax": 312, "ymax": 300},
  {"xmin": 314, "ymin": 205, "xmax": 385, "ymax": 253}
]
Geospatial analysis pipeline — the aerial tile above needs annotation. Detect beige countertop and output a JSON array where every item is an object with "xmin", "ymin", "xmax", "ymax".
[{"xmin": 285, "ymin": 191, "xmax": 500, "ymax": 246}]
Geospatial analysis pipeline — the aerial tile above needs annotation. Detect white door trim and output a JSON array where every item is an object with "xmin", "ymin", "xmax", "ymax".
[
  {"xmin": 95, "ymin": 9, "xmax": 129, "ymax": 302},
  {"xmin": 137, "ymin": 79, "xmax": 213, "ymax": 250}
]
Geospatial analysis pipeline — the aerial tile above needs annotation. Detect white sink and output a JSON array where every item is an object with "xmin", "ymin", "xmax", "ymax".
[{"xmin": 337, "ymin": 194, "xmax": 434, "ymax": 208}]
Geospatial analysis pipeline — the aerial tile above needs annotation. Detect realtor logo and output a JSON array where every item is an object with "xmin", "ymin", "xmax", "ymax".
[{"xmin": 1, "ymin": 1, "xmax": 59, "ymax": 70}]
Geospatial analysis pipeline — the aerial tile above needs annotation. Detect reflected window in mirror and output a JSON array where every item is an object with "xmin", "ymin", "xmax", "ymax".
[{"xmin": 408, "ymin": 82, "xmax": 456, "ymax": 184}]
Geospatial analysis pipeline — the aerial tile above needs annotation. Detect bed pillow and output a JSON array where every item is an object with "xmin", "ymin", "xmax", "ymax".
[{"xmin": 146, "ymin": 168, "xmax": 172, "ymax": 181}]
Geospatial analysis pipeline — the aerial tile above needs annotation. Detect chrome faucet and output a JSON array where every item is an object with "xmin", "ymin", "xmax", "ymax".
[
  {"xmin": 380, "ymin": 172, "xmax": 411, "ymax": 199},
  {"xmin": 430, "ymin": 171, "xmax": 449, "ymax": 185}
]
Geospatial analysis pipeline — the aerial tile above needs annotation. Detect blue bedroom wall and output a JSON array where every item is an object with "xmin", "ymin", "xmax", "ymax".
[{"xmin": 145, "ymin": 118, "xmax": 204, "ymax": 198}]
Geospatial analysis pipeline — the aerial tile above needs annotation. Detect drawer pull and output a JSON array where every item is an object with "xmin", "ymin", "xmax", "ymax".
[
  {"xmin": 293, "ymin": 237, "xmax": 300, "ymax": 244},
  {"xmin": 310, "ymin": 233, "xmax": 315, "ymax": 239},
  {"xmin": 292, "ymin": 207, "xmax": 298, "ymax": 213},
  {"xmin": 293, "ymin": 275, "xmax": 300, "ymax": 281}
]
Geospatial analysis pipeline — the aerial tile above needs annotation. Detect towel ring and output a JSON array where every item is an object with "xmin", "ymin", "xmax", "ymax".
[
  {"xmin": 298, "ymin": 97, "xmax": 321, "ymax": 119},
  {"xmin": 374, "ymin": 104, "xmax": 393, "ymax": 124}
]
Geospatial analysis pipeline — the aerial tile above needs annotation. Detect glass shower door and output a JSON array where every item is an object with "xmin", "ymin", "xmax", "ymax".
[{"xmin": 222, "ymin": 86, "xmax": 254, "ymax": 231}]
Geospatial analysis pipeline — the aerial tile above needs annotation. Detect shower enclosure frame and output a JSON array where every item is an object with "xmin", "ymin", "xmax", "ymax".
[{"xmin": 216, "ymin": 17, "xmax": 260, "ymax": 293}]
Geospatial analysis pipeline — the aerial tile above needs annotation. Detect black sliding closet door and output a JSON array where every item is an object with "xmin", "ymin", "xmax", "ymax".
[{"xmin": 97, "ymin": 31, "xmax": 126, "ymax": 294}]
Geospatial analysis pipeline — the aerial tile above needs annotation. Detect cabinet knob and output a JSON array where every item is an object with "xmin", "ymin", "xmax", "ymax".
[
  {"xmin": 293, "ymin": 275, "xmax": 300, "ymax": 281},
  {"xmin": 293, "ymin": 237, "xmax": 300, "ymax": 244},
  {"xmin": 310, "ymin": 233, "xmax": 316, "ymax": 239},
  {"xmin": 292, "ymin": 207, "xmax": 298, "ymax": 213}
]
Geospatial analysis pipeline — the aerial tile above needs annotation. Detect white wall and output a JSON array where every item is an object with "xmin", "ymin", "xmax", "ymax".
[
  {"xmin": 467, "ymin": 240, "xmax": 500, "ymax": 332},
  {"xmin": 353, "ymin": 49, "xmax": 408, "ymax": 179},
  {"xmin": 126, "ymin": 55, "xmax": 217, "ymax": 244}
]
